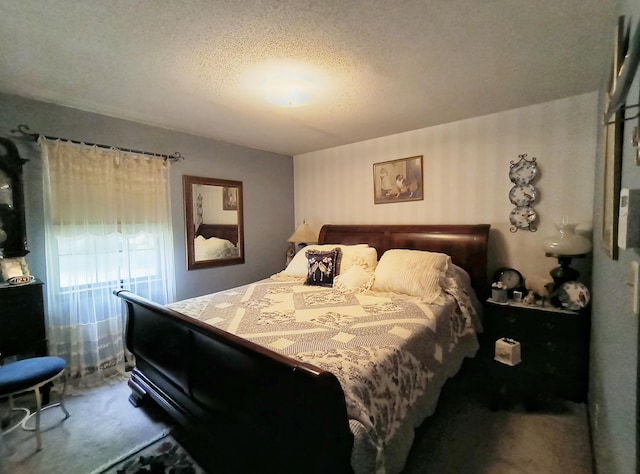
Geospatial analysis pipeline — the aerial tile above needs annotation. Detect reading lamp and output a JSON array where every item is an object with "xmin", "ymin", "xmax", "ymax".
[
  {"xmin": 541, "ymin": 218, "xmax": 592, "ymax": 286},
  {"xmin": 286, "ymin": 221, "xmax": 317, "ymax": 264}
]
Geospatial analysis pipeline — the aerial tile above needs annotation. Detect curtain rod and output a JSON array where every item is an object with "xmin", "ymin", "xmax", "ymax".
[{"xmin": 11, "ymin": 124, "xmax": 184, "ymax": 162}]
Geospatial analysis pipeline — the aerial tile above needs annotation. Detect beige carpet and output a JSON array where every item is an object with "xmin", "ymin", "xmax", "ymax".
[
  {"xmin": 1, "ymin": 382, "xmax": 172, "ymax": 474},
  {"xmin": 402, "ymin": 377, "xmax": 593, "ymax": 474},
  {"xmin": 1, "ymin": 363, "xmax": 593, "ymax": 474}
]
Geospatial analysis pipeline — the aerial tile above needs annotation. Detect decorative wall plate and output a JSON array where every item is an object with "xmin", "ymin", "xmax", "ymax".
[
  {"xmin": 508, "ymin": 184, "xmax": 537, "ymax": 206},
  {"xmin": 558, "ymin": 281, "xmax": 590, "ymax": 310},
  {"xmin": 509, "ymin": 156, "xmax": 538, "ymax": 184},
  {"xmin": 508, "ymin": 154, "xmax": 538, "ymax": 232},
  {"xmin": 509, "ymin": 206, "xmax": 537, "ymax": 232}
]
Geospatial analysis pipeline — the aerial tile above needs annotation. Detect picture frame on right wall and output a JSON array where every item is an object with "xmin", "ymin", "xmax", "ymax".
[
  {"xmin": 601, "ymin": 15, "xmax": 637, "ymax": 260},
  {"xmin": 602, "ymin": 111, "xmax": 623, "ymax": 260}
]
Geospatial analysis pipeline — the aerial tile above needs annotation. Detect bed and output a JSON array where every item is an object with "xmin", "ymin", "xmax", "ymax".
[
  {"xmin": 196, "ymin": 223, "xmax": 239, "ymax": 245},
  {"xmin": 115, "ymin": 224, "xmax": 490, "ymax": 473},
  {"xmin": 194, "ymin": 223, "xmax": 240, "ymax": 260}
]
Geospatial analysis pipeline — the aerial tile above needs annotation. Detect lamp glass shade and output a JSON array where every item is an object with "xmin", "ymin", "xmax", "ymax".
[
  {"xmin": 287, "ymin": 222, "xmax": 317, "ymax": 243},
  {"xmin": 542, "ymin": 221, "xmax": 592, "ymax": 256}
]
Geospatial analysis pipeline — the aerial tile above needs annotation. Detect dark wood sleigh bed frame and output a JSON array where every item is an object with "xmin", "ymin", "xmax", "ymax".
[
  {"xmin": 114, "ymin": 224, "xmax": 490, "ymax": 473},
  {"xmin": 196, "ymin": 223, "xmax": 239, "ymax": 246}
]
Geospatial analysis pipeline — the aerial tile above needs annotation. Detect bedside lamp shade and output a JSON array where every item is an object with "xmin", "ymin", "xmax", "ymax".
[
  {"xmin": 287, "ymin": 222, "xmax": 317, "ymax": 244},
  {"xmin": 542, "ymin": 219, "xmax": 591, "ymax": 286},
  {"xmin": 286, "ymin": 221, "xmax": 317, "ymax": 266},
  {"xmin": 542, "ymin": 221, "xmax": 592, "ymax": 257}
]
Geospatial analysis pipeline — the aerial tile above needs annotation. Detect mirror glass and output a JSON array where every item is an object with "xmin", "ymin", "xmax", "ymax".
[
  {"xmin": 0, "ymin": 137, "xmax": 28, "ymax": 258},
  {"xmin": 183, "ymin": 175, "xmax": 244, "ymax": 269}
]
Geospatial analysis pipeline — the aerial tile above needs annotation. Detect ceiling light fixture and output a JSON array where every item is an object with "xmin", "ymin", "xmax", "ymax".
[
  {"xmin": 242, "ymin": 61, "xmax": 331, "ymax": 108},
  {"xmin": 260, "ymin": 75, "xmax": 314, "ymax": 107}
]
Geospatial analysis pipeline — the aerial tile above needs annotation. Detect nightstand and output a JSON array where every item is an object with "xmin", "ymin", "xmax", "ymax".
[
  {"xmin": 0, "ymin": 280, "xmax": 47, "ymax": 360},
  {"xmin": 481, "ymin": 299, "xmax": 590, "ymax": 408}
]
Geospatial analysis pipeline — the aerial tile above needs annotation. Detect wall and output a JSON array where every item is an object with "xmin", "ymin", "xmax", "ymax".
[
  {"xmin": 589, "ymin": 1, "xmax": 639, "ymax": 472},
  {"xmin": 294, "ymin": 93, "xmax": 598, "ymax": 286},
  {"xmin": 0, "ymin": 92, "xmax": 295, "ymax": 302}
]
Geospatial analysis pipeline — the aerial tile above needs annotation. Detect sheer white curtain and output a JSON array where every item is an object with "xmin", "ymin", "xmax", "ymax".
[{"xmin": 40, "ymin": 138, "xmax": 176, "ymax": 391}]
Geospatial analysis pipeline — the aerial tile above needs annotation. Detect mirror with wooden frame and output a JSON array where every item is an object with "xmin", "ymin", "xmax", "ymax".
[
  {"xmin": 0, "ymin": 137, "xmax": 29, "ymax": 258},
  {"xmin": 183, "ymin": 175, "xmax": 244, "ymax": 269}
]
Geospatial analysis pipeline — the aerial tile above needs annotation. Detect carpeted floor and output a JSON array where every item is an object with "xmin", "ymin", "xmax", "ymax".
[
  {"xmin": 402, "ymin": 362, "xmax": 594, "ymax": 474},
  {"xmin": 1, "ymin": 360, "xmax": 593, "ymax": 474},
  {"xmin": 1, "ymin": 381, "xmax": 172, "ymax": 474}
]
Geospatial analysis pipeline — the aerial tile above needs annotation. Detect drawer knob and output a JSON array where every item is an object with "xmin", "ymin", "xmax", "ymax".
[
  {"xmin": 545, "ymin": 341, "xmax": 558, "ymax": 352},
  {"xmin": 545, "ymin": 322, "xmax": 556, "ymax": 330}
]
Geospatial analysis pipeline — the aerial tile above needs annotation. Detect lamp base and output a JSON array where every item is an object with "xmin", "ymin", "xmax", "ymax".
[
  {"xmin": 546, "ymin": 253, "xmax": 586, "ymax": 286},
  {"xmin": 286, "ymin": 243, "xmax": 296, "ymax": 266}
]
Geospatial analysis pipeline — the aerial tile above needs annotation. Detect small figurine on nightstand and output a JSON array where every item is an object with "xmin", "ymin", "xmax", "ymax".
[
  {"xmin": 522, "ymin": 290, "xmax": 536, "ymax": 305},
  {"xmin": 523, "ymin": 276, "xmax": 553, "ymax": 306}
]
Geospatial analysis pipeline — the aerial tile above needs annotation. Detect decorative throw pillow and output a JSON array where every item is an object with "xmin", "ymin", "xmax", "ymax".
[
  {"xmin": 339, "ymin": 246, "xmax": 379, "ymax": 274},
  {"xmin": 372, "ymin": 249, "xmax": 450, "ymax": 303},
  {"xmin": 333, "ymin": 265, "xmax": 375, "ymax": 293},
  {"xmin": 305, "ymin": 248, "xmax": 342, "ymax": 287}
]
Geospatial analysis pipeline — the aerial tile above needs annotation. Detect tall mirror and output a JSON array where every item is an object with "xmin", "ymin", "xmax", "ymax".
[
  {"xmin": 183, "ymin": 175, "xmax": 244, "ymax": 269},
  {"xmin": 0, "ymin": 137, "xmax": 29, "ymax": 258}
]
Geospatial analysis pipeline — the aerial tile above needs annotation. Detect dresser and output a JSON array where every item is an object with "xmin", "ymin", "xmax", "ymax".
[
  {"xmin": 0, "ymin": 280, "xmax": 47, "ymax": 360},
  {"xmin": 481, "ymin": 299, "xmax": 590, "ymax": 407}
]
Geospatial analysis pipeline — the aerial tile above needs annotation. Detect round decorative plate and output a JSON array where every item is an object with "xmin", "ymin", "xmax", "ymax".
[
  {"xmin": 509, "ymin": 159, "xmax": 538, "ymax": 185},
  {"xmin": 509, "ymin": 206, "xmax": 537, "ymax": 230},
  {"xmin": 508, "ymin": 184, "xmax": 537, "ymax": 206},
  {"xmin": 558, "ymin": 281, "xmax": 590, "ymax": 310}
]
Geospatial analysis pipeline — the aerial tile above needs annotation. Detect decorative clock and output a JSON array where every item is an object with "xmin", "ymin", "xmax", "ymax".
[
  {"xmin": 493, "ymin": 267, "xmax": 525, "ymax": 295},
  {"xmin": 508, "ymin": 154, "xmax": 538, "ymax": 232}
]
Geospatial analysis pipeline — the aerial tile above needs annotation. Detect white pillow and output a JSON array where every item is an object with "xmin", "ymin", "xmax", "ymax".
[
  {"xmin": 283, "ymin": 244, "xmax": 372, "ymax": 277},
  {"xmin": 372, "ymin": 249, "xmax": 450, "ymax": 303},
  {"xmin": 339, "ymin": 246, "xmax": 378, "ymax": 274},
  {"xmin": 333, "ymin": 265, "xmax": 375, "ymax": 293}
]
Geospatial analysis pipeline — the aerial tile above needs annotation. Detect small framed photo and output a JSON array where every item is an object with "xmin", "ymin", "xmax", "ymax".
[
  {"xmin": 222, "ymin": 187, "xmax": 238, "ymax": 210},
  {"xmin": 373, "ymin": 155, "xmax": 423, "ymax": 204},
  {"xmin": 512, "ymin": 290, "xmax": 523, "ymax": 303}
]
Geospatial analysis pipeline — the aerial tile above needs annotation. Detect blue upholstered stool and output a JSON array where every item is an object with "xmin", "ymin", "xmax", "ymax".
[{"xmin": 0, "ymin": 356, "xmax": 70, "ymax": 451}]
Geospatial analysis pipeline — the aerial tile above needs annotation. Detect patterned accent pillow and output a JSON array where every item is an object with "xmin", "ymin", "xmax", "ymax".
[{"xmin": 305, "ymin": 248, "xmax": 342, "ymax": 287}]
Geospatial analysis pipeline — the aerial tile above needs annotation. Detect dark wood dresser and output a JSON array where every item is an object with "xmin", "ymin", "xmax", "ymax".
[
  {"xmin": 481, "ymin": 299, "xmax": 590, "ymax": 407},
  {"xmin": 0, "ymin": 280, "xmax": 47, "ymax": 360}
]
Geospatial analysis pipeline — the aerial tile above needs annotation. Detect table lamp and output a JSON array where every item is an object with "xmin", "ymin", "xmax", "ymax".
[
  {"xmin": 541, "ymin": 218, "xmax": 592, "ymax": 286},
  {"xmin": 286, "ymin": 221, "xmax": 317, "ymax": 264}
]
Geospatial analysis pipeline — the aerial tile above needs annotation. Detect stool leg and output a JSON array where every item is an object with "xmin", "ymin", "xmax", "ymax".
[
  {"xmin": 33, "ymin": 386, "xmax": 42, "ymax": 451},
  {"xmin": 58, "ymin": 371, "xmax": 70, "ymax": 419}
]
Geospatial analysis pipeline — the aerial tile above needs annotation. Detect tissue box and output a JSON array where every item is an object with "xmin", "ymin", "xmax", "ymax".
[{"xmin": 494, "ymin": 338, "xmax": 522, "ymax": 366}]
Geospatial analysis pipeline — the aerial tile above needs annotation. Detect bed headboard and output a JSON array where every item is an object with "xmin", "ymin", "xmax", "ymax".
[
  {"xmin": 196, "ymin": 224, "xmax": 239, "ymax": 246},
  {"xmin": 318, "ymin": 224, "xmax": 490, "ymax": 298}
]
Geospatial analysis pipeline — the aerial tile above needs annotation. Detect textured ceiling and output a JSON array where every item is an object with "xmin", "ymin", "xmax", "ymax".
[{"xmin": 0, "ymin": 1, "xmax": 617, "ymax": 156}]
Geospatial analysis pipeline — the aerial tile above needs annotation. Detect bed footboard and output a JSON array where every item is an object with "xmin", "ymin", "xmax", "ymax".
[{"xmin": 114, "ymin": 289, "xmax": 354, "ymax": 474}]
